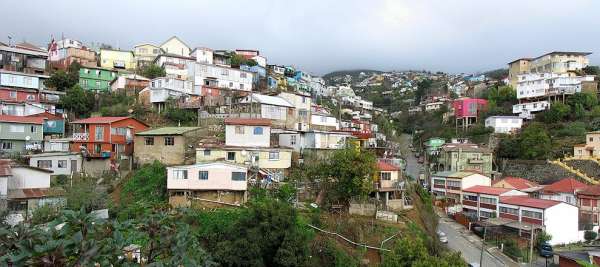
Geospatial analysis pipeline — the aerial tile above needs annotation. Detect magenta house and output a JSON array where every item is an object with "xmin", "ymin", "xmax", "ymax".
[{"xmin": 453, "ymin": 98, "xmax": 487, "ymax": 129}]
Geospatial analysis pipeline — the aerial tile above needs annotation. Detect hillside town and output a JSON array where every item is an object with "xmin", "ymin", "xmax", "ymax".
[{"xmin": 2, "ymin": 3, "xmax": 600, "ymax": 266}]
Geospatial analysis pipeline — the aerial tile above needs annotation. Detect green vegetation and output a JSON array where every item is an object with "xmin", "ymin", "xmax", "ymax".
[
  {"xmin": 584, "ymin": 230, "xmax": 597, "ymax": 242},
  {"xmin": 45, "ymin": 62, "xmax": 81, "ymax": 91},
  {"xmin": 59, "ymin": 84, "xmax": 96, "ymax": 117},
  {"xmin": 140, "ymin": 64, "xmax": 166, "ymax": 79},
  {"xmin": 228, "ymin": 52, "xmax": 258, "ymax": 67}
]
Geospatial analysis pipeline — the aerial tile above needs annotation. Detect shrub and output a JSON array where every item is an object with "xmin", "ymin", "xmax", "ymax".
[{"xmin": 584, "ymin": 230, "xmax": 597, "ymax": 242}]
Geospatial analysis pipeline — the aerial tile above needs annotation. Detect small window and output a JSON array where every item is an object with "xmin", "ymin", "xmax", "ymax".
[
  {"xmin": 227, "ymin": 152, "xmax": 236, "ymax": 161},
  {"xmin": 380, "ymin": 172, "xmax": 391, "ymax": 180},
  {"xmin": 591, "ymin": 137, "xmax": 594, "ymax": 142},
  {"xmin": 144, "ymin": 137, "xmax": 154, "ymax": 145},
  {"xmin": 235, "ymin": 126, "xmax": 244, "ymax": 134},
  {"xmin": 1, "ymin": 142, "xmax": 13, "ymax": 150},
  {"xmin": 37, "ymin": 160, "xmax": 52, "ymax": 168},
  {"xmin": 164, "ymin": 137, "xmax": 175, "ymax": 146},
  {"xmin": 240, "ymin": 72, "xmax": 247, "ymax": 78},
  {"xmin": 96, "ymin": 81, "xmax": 101, "ymax": 88},
  {"xmin": 269, "ymin": 151, "xmax": 279, "ymax": 160},
  {"xmin": 232, "ymin": 172, "xmax": 246, "ymax": 181},
  {"xmin": 9, "ymin": 91, "xmax": 16, "ymax": 99},
  {"xmin": 199, "ymin": 171, "xmax": 208, "ymax": 180},
  {"xmin": 172, "ymin": 169, "xmax": 188, "ymax": 179},
  {"xmin": 204, "ymin": 150, "xmax": 211, "ymax": 156},
  {"xmin": 31, "ymin": 126, "xmax": 37, "ymax": 133},
  {"xmin": 57, "ymin": 160, "xmax": 67, "ymax": 168},
  {"xmin": 290, "ymin": 135, "xmax": 297, "ymax": 145},
  {"xmin": 253, "ymin": 127, "xmax": 263, "ymax": 135}
]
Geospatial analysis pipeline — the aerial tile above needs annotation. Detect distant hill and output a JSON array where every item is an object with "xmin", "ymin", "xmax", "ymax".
[
  {"xmin": 483, "ymin": 68, "xmax": 508, "ymax": 80},
  {"xmin": 322, "ymin": 69, "xmax": 383, "ymax": 82}
]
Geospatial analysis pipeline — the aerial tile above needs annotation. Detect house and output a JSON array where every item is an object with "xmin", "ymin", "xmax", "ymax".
[
  {"xmin": 430, "ymin": 171, "xmax": 492, "ymax": 204},
  {"xmin": 424, "ymin": 101, "xmax": 444, "ymax": 112},
  {"xmin": 0, "ymin": 43, "xmax": 48, "ymax": 74},
  {"xmin": 196, "ymin": 118, "xmax": 292, "ymax": 182},
  {"xmin": 99, "ymin": 48, "xmax": 136, "ymax": 70},
  {"xmin": 190, "ymin": 47, "xmax": 213, "ymax": 64},
  {"xmin": 508, "ymin": 51, "xmax": 591, "ymax": 88},
  {"xmin": 133, "ymin": 43, "xmax": 162, "ymax": 68},
  {"xmin": 134, "ymin": 127, "xmax": 203, "ymax": 165},
  {"xmin": 497, "ymin": 196, "xmax": 579, "ymax": 245},
  {"xmin": 539, "ymin": 178, "xmax": 587, "ymax": 206},
  {"xmin": 461, "ymin": 185, "xmax": 528, "ymax": 221},
  {"xmin": 69, "ymin": 116, "xmax": 149, "ymax": 161},
  {"xmin": 138, "ymin": 77, "xmax": 195, "ymax": 112},
  {"xmin": 110, "ymin": 74, "xmax": 150, "ymax": 96},
  {"xmin": 278, "ymin": 130, "xmax": 353, "ymax": 152},
  {"xmin": 278, "ymin": 91, "xmax": 312, "ymax": 131},
  {"xmin": 43, "ymin": 138, "xmax": 71, "ymax": 152},
  {"xmin": 237, "ymin": 94, "xmax": 293, "ymax": 129},
  {"xmin": 0, "ymin": 160, "xmax": 63, "ymax": 216},
  {"xmin": 0, "ymin": 115, "xmax": 44, "ymax": 154},
  {"xmin": 154, "ymin": 53, "xmax": 195, "ymax": 80},
  {"xmin": 453, "ymin": 98, "xmax": 487, "ymax": 129},
  {"xmin": 492, "ymin": 177, "xmax": 538, "ymax": 191},
  {"xmin": 187, "ymin": 62, "xmax": 254, "ymax": 93},
  {"xmin": 26, "ymin": 112, "xmax": 65, "ymax": 137},
  {"xmin": 424, "ymin": 138, "xmax": 445, "ymax": 156},
  {"xmin": 159, "ymin": 36, "xmax": 191, "ymax": 57},
  {"xmin": 374, "ymin": 160, "xmax": 405, "ymax": 210},
  {"xmin": 310, "ymin": 113, "xmax": 339, "ymax": 131},
  {"xmin": 577, "ymin": 185, "xmax": 600, "ymax": 228},
  {"xmin": 26, "ymin": 152, "xmax": 82, "ymax": 176},
  {"xmin": 0, "ymin": 70, "xmax": 49, "ymax": 91},
  {"xmin": 79, "ymin": 66, "xmax": 117, "ymax": 91},
  {"xmin": 48, "ymin": 38, "xmax": 97, "ymax": 70},
  {"xmin": 167, "ymin": 162, "xmax": 248, "ymax": 208},
  {"xmin": 484, "ymin": 116, "xmax": 523, "ymax": 134},
  {"xmin": 437, "ymin": 142, "xmax": 493, "ymax": 177},
  {"xmin": 574, "ymin": 131, "xmax": 600, "ymax": 159}
]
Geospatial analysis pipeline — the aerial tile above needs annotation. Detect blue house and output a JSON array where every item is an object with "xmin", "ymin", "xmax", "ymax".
[{"xmin": 27, "ymin": 112, "xmax": 65, "ymax": 136}]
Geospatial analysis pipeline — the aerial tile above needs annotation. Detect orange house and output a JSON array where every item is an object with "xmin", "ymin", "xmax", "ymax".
[{"xmin": 69, "ymin": 117, "xmax": 149, "ymax": 160}]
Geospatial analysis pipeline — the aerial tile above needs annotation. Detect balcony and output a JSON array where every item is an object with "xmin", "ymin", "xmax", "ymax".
[
  {"xmin": 468, "ymin": 158, "xmax": 483, "ymax": 164},
  {"xmin": 72, "ymin": 132, "xmax": 89, "ymax": 141}
]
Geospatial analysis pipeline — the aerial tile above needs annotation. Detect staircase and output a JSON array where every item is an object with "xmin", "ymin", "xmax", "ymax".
[{"xmin": 549, "ymin": 159, "xmax": 598, "ymax": 185}]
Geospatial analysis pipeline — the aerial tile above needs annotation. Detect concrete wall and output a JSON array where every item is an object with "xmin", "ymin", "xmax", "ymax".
[
  {"xmin": 349, "ymin": 203, "xmax": 376, "ymax": 216},
  {"xmin": 225, "ymin": 124, "xmax": 270, "ymax": 147},
  {"xmin": 167, "ymin": 164, "xmax": 247, "ymax": 191},
  {"xmin": 28, "ymin": 154, "xmax": 82, "ymax": 176},
  {"xmin": 10, "ymin": 167, "xmax": 50, "ymax": 189}
]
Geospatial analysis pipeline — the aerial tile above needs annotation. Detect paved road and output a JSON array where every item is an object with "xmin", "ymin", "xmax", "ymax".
[
  {"xmin": 438, "ymin": 218, "xmax": 510, "ymax": 267},
  {"xmin": 398, "ymin": 134, "xmax": 421, "ymax": 179}
]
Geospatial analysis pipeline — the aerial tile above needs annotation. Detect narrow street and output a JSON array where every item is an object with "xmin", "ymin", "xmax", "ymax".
[{"xmin": 398, "ymin": 134, "xmax": 420, "ymax": 179}]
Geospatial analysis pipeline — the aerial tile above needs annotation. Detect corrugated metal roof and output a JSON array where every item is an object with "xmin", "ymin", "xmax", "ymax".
[
  {"xmin": 243, "ymin": 94, "xmax": 293, "ymax": 107},
  {"xmin": 136, "ymin": 127, "xmax": 201, "ymax": 136},
  {"xmin": 70, "ymin": 116, "xmax": 130, "ymax": 124},
  {"xmin": 500, "ymin": 196, "xmax": 561, "ymax": 209},
  {"xmin": 0, "ymin": 115, "xmax": 44, "ymax": 124},
  {"xmin": 463, "ymin": 185, "xmax": 511, "ymax": 195},
  {"xmin": 224, "ymin": 118, "xmax": 271, "ymax": 126}
]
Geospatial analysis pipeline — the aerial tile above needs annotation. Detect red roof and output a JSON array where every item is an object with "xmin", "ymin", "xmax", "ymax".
[
  {"xmin": 26, "ymin": 111, "xmax": 63, "ymax": 121},
  {"xmin": 70, "ymin": 116, "xmax": 131, "ymax": 124},
  {"xmin": 224, "ymin": 118, "xmax": 271, "ymax": 126},
  {"xmin": 377, "ymin": 161, "xmax": 401, "ymax": 172},
  {"xmin": 578, "ymin": 185, "xmax": 600, "ymax": 196},
  {"xmin": 493, "ymin": 177, "xmax": 538, "ymax": 190},
  {"xmin": 0, "ymin": 160, "xmax": 11, "ymax": 176},
  {"xmin": 500, "ymin": 196, "xmax": 561, "ymax": 209},
  {"xmin": 542, "ymin": 178, "xmax": 587, "ymax": 194},
  {"xmin": 463, "ymin": 185, "xmax": 512, "ymax": 196},
  {"xmin": 0, "ymin": 115, "xmax": 44, "ymax": 124}
]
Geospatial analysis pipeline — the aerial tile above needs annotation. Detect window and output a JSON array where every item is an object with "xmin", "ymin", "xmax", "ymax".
[
  {"xmin": 111, "ymin": 127, "xmax": 127, "ymax": 135},
  {"xmin": 227, "ymin": 152, "xmax": 236, "ymax": 161},
  {"xmin": 269, "ymin": 151, "xmax": 279, "ymax": 160},
  {"xmin": 96, "ymin": 81, "xmax": 101, "ymax": 88},
  {"xmin": 379, "ymin": 172, "xmax": 391, "ymax": 180},
  {"xmin": 95, "ymin": 126, "xmax": 104, "ymax": 141},
  {"xmin": 172, "ymin": 169, "xmax": 188, "ymax": 179},
  {"xmin": 38, "ymin": 160, "xmax": 52, "ymax": 168},
  {"xmin": 240, "ymin": 72, "xmax": 247, "ymax": 78},
  {"xmin": 521, "ymin": 210, "xmax": 542, "ymax": 220},
  {"xmin": 240, "ymin": 83, "xmax": 244, "ymax": 90},
  {"xmin": 446, "ymin": 180, "xmax": 461, "ymax": 188},
  {"xmin": 499, "ymin": 207, "xmax": 518, "ymax": 215},
  {"xmin": 57, "ymin": 160, "xmax": 67, "ymax": 168},
  {"xmin": 480, "ymin": 211, "xmax": 494, "ymax": 218},
  {"xmin": 199, "ymin": 171, "xmax": 208, "ymax": 180},
  {"xmin": 229, "ymin": 82, "xmax": 233, "ymax": 87},
  {"xmin": 1, "ymin": 142, "xmax": 13, "ymax": 150},
  {"xmin": 164, "ymin": 137, "xmax": 175, "ymax": 146},
  {"xmin": 463, "ymin": 195, "xmax": 478, "ymax": 201},
  {"xmin": 31, "ymin": 126, "xmax": 37, "ymax": 133},
  {"xmin": 480, "ymin": 197, "xmax": 497, "ymax": 205},
  {"xmin": 232, "ymin": 172, "xmax": 246, "ymax": 181},
  {"xmin": 253, "ymin": 127, "xmax": 263, "ymax": 135},
  {"xmin": 153, "ymin": 49, "xmax": 159, "ymax": 54},
  {"xmin": 566, "ymin": 196, "xmax": 572, "ymax": 203},
  {"xmin": 26, "ymin": 94, "xmax": 35, "ymax": 101},
  {"xmin": 9, "ymin": 91, "xmax": 16, "ymax": 99},
  {"xmin": 94, "ymin": 144, "xmax": 102, "ymax": 153},
  {"xmin": 235, "ymin": 126, "xmax": 245, "ymax": 134},
  {"xmin": 290, "ymin": 135, "xmax": 297, "ymax": 145},
  {"xmin": 144, "ymin": 137, "xmax": 154, "ymax": 145},
  {"xmin": 221, "ymin": 69, "xmax": 229, "ymax": 76},
  {"xmin": 204, "ymin": 150, "xmax": 211, "ymax": 156},
  {"xmin": 9, "ymin": 125, "xmax": 25, "ymax": 133},
  {"xmin": 591, "ymin": 137, "xmax": 594, "ymax": 142},
  {"xmin": 83, "ymin": 79, "xmax": 88, "ymax": 87}
]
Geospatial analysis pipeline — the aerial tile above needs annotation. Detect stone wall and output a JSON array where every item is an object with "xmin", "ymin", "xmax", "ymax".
[
  {"xmin": 348, "ymin": 203, "xmax": 376, "ymax": 216},
  {"xmin": 499, "ymin": 159, "xmax": 575, "ymax": 184},
  {"xmin": 565, "ymin": 160, "xmax": 600, "ymax": 179}
]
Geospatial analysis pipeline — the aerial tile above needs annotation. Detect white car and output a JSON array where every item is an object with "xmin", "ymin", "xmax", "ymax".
[{"xmin": 437, "ymin": 230, "xmax": 448, "ymax": 243}]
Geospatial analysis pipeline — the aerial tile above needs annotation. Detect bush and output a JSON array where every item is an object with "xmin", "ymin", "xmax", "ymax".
[
  {"xmin": 584, "ymin": 230, "xmax": 597, "ymax": 242},
  {"xmin": 30, "ymin": 204, "xmax": 60, "ymax": 225},
  {"xmin": 503, "ymin": 239, "xmax": 522, "ymax": 260}
]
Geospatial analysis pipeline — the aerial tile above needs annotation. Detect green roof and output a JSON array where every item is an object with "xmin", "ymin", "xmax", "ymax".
[{"xmin": 136, "ymin": 127, "xmax": 201, "ymax": 136}]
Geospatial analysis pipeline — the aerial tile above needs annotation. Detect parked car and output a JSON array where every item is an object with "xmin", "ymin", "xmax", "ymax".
[
  {"xmin": 539, "ymin": 243, "xmax": 553, "ymax": 258},
  {"xmin": 468, "ymin": 263, "xmax": 480, "ymax": 267},
  {"xmin": 437, "ymin": 230, "xmax": 448, "ymax": 243}
]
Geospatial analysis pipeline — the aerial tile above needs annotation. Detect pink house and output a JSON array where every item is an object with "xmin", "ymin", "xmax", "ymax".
[{"xmin": 453, "ymin": 98, "xmax": 487, "ymax": 129}]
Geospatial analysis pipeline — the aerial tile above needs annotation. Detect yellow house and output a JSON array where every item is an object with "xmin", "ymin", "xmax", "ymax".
[
  {"xmin": 99, "ymin": 48, "xmax": 137, "ymax": 70},
  {"xmin": 196, "ymin": 146, "xmax": 292, "ymax": 181},
  {"xmin": 133, "ymin": 43, "xmax": 162, "ymax": 68},
  {"xmin": 160, "ymin": 36, "xmax": 191, "ymax": 57},
  {"xmin": 574, "ymin": 131, "xmax": 600, "ymax": 159}
]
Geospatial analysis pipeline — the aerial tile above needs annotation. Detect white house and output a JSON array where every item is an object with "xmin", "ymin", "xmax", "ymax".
[
  {"xmin": 190, "ymin": 47, "xmax": 214, "ymax": 64},
  {"xmin": 431, "ymin": 171, "xmax": 491, "ymax": 204},
  {"xmin": 498, "ymin": 196, "xmax": 579, "ymax": 245},
  {"xmin": 154, "ymin": 53, "xmax": 195, "ymax": 80},
  {"xmin": 484, "ymin": 116, "xmax": 523, "ymax": 134},
  {"xmin": 278, "ymin": 91, "xmax": 311, "ymax": 131},
  {"xmin": 424, "ymin": 102, "xmax": 444, "ymax": 112},
  {"xmin": 224, "ymin": 118, "xmax": 271, "ymax": 148},
  {"xmin": 239, "ymin": 93, "xmax": 293, "ymax": 123},
  {"xmin": 27, "ymin": 152, "xmax": 82, "ymax": 176},
  {"xmin": 188, "ymin": 62, "xmax": 254, "ymax": 93},
  {"xmin": 278, "ymin": 130, "xmax": 353, "ymax": 152},
  {"xmin": 512, "ymin": 101, "xmax": 550, "ymax": 119},
  {"xmin": 167, "ymin": 162, "xmax": 248, "ymax": 207},
  {"xmin": 538, "ymin": 178, "xmax": 587, "ymax": 206},
  {"xmin": 142, "ymin": 77, "xmax": 195, "ymax": 112},
  {"xmin": 311, "ymin": 113, "xmax": 339, "ymax": 131},
  {"xmin": 43, "ymin": 138, "xmax": 71, "ymax": 152}
]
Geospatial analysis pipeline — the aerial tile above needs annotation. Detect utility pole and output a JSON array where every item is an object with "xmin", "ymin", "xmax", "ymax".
[
  {"xmin": 479, "ymin": 225, "xmax": 487, "ymax": 267},
  {"xmin": 529, "ymin": 228, "xmax": 536, "ymax": 266}
]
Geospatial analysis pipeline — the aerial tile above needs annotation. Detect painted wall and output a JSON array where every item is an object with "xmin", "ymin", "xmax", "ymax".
[
  {"xmin": 196, "ymin": 148, "xmax": 292, "ymax": 169},
  {"xmin": 9, "ymin": 167, "xmax": 51, "ymax": 189},
  {"xmin": 99, "ymin": 49, "xmax": 137, "ymax": 70},
  {"xmin": 28, "ymin": 154, "xmax": 82, "ymax": 176},
  {"xmin": 0, "ymin": 72, "xmax": 42, "ymax": 89},
  {"xmin": 225, "ymin": 124, "xmax": 270, "ymax": 147},
  {"xmin": 167, "ymin": 163, "xmax": 247, "ymax": 191},
  {"xmin": 544, "ymin": 203, "xmax": 580, "ymax": 245}
]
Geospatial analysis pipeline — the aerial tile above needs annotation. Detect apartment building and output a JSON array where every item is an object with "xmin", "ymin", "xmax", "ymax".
[
  {"xmin": 139, "ymin": 77, "xmax": 195, "ymax": 112},
  {"xmin": 187, "ymin": 61, "xmax": 254, "ymax": 94},
  {"xmin": 430, "ymin": 171, "xmax": 491, "ymax": 204},
  {"xmin": 462, "ymin": 185, "xmax": 527, "ymax": 221},
  {"xmin": 0, "ymin": 115, "xmax": 44, "ymax": 154},
  {"xmin": 437, "ymin": 142, "xmax": 493, "ymax": 177},
  {"xmin": 508, "ymin": 51, "xmax": 591, "ymax": 88},
  {"xmin": 0, "ymin": 43, "xmax": 48, "ymax": 74},
  {"xmin": 484, "ymin": 116, "xmax": 523, "ymax": 134}
]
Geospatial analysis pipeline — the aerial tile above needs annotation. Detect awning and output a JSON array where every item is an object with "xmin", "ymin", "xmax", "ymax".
[{"xmin": 481, "ymin": 217, "xmax": 543, "ymax": 231}]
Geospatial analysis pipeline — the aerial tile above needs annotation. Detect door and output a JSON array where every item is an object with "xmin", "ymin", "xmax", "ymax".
[{"xmin": 71, "ymin": 160, "xmax": 78, "ymax": 173}]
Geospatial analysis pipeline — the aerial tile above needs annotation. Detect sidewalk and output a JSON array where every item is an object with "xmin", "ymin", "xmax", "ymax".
[{"xmin": 436, "ymin": 211, "xmax": 521, "ymax": 267}]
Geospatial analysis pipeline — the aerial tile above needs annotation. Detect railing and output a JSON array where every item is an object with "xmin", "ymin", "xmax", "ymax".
[
  {"xmin": 468, "ymin": 158, "xmax": 484, "ymax": 164},
  {"xmin": 72, "ymin": 132, "xmax": 89, "ymax": 141}
]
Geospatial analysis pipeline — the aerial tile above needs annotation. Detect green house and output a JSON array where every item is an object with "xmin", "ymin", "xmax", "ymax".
[
  {"xmin": 79, "ymin": 66, "xmax": 117, "ymax": 91},
  {"xmin": 425, "ymin": 137, "xmax": 445, "ymax": 155}
]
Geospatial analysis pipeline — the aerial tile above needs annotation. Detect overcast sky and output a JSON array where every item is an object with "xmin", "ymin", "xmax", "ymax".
[{"xmin": 3, "ymin": 0, "xmax": 600, "ymax": 75}]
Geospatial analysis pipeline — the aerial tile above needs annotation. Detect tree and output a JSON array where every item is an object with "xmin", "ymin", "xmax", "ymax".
[
  {"xmin": 543, "ymin": 102, "xmax": 571, "ymax": 123},
  {"xmin": 536, "ymin": 231, "xmax": 552, "ymax": 247},
  {"xmin": 228, "ymin": 52, "xmax": 258, "ymax": 67},
  {"xmin": 59, "ymin": 84, "xmax": 95, "ymax": 117},
  {"xmin": 65, "ymin": 176, "xmax": 108, "ymax": 212},
  {"xmin": 568, "ymin": 92, "xmax": 598, "ymax": 110},
  {"xmin": 45, "ymin": 62, "xmax": 80, "ymax": 91},
  {"xmin": 520, "ymin": 123, "xmax": 552, "ymax": 159},
  {"xmin": 584, "ymin": 230, "xmax": 597, "ymax": 242},
  {"xmin": 583, "ymin": 65, "xmax": 600, "ymax": 76},
  {"xmin": 140, "ymin": 64, "xmax": 166, "ymax": 79}
]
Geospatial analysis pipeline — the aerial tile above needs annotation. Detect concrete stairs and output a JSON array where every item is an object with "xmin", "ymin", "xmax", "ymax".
[{"xmin": 549, "ymin": 159, "xmax": 598, "ymax": 185}]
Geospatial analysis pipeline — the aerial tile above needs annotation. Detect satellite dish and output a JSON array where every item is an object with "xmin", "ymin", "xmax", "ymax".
[{"xmin": 25, "ymin": 136, "xmax": 31, "ymax": 141}]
